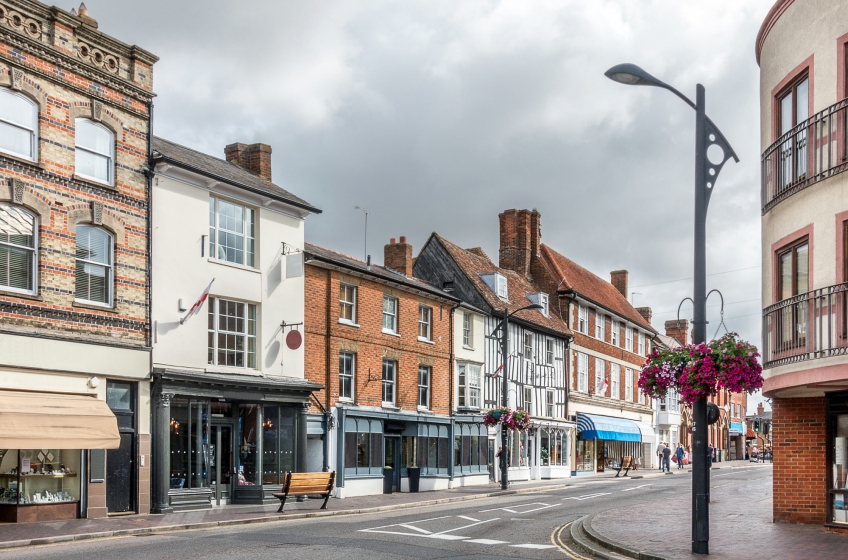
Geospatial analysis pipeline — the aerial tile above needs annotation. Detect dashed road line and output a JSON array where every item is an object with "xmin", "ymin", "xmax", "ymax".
[
  {"xmin": 465, "ymin": 538, "xmax": 510, "ymax": 545},
  {"xmin": 512, "ymin": 543, "xmax": 557, "ymax": 549},
  {"xmin": 622, "ymin": 484, "xmax": 652, "ymax": 492}
]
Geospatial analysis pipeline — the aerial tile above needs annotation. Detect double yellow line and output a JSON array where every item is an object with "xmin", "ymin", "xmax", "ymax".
[{"xmin": 551, "ymin": 520, "xmax": 594, "ymax": 559}]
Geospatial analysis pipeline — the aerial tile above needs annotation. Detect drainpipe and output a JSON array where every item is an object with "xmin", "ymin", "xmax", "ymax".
[
  {"xmin": 145, "ymin": 101, "xmax": 154, "ymax": 512},
  {"xmin": 448, "ymin": 303, "xmax": 459, "ymax": 483}
]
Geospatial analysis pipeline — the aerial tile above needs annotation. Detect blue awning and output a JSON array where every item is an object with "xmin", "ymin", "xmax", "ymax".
[{"xmin": 576, "ymin": 413, "xmax": 641, "ymax": 442}]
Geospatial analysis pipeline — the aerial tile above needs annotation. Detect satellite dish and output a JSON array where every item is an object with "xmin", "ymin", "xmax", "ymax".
[{"xmin": 286, "ymin": 330, "xmax": 303, "ymax": 350}]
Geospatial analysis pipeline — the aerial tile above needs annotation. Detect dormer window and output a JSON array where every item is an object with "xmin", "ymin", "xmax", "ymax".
[
  {"xmin": 480, "ymin": 272, "xmax": 508, "ymax": 300},
  {"xmin": 528, "ymin": 292, "xmax": 549, "ymax": 317}
]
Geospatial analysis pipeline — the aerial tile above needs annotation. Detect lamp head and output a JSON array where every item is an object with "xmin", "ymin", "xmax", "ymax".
[{"xmin": 604, "ymin": 63, "xmax": 668, "ymax": 89}]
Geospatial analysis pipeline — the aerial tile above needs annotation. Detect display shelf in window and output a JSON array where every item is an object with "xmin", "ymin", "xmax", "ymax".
[{"xmin": 0, "ymin": 449, "xmax": 81, "ymax": 522}]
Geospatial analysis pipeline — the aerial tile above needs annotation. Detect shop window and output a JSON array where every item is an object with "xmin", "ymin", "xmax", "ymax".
[
  {"xmin": 75, "ymin": 225, "xmax": 113, "ymax": 306},
  {"xmin": 343, "ymin": 418, "xmax": 383, "ymax": 476},
  {"xmin": 237, "ymin": 404, "xmax": 258, "ymax": 485},
  {"xmin": 452, "ymin": 424, "xmax": 487, "ymax": 474},
  {"xmin": 261, "ymin": 405, "xmax": 296, "ymax": 485},
  {"xmin": 0, "ymin": 202, "xmax": 37, "ymax": 295},
  {"xmin": 209, "ymin": 197, "xmax": 255, "ymax": 267},
  {"xmin": 0, "ymin": 449, "xmax": 81, "ymax": 507},
  {"xmin": 417, "ymin": 424, "xmax": 449, "ymax": 475},
  {"xmin": 169, "ymin": 399, "xmax": 211, "ymax": 489},
  {"xmin": 0, "ymin": 88, "xmax": 38, "ymax": 161},
  {"xmin": 75, "ymin": 118, "xmax": 114, "ymax": 185},
  {"xmin": 541, "ymin": 428, "xmax": 567, "ymax": 467},
  {"xmin": 830, "ymin": 399, "xmax": 848, "ymax": 525}
]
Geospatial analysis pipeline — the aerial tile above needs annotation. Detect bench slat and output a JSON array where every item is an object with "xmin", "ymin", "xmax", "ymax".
[
  {"xmin": 288, "ymin": 473, "xmax": 333, "ymax": 480},
  {"xmin": 285, "ymin": 485, "xmax": 334, "ymax": 493}
]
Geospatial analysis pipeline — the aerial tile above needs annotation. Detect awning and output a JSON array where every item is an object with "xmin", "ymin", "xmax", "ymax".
[
  {"xmin": 730, "ymin": 422, "xmax": 744, "ymax": 436},
  {"xmin": 634, "ymin": 422, "xmax": 655, "ymax": 443},
  {"xmin": 576, "ymin": 413, "xmax": 641, "ymax": 442},
  {"xmin": 0, "ymin": 390, "xmax": 120, "ymax": 449}
]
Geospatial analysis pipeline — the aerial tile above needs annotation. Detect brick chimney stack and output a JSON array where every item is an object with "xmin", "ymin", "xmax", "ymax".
[
  {"xmin": 225, "ymin": 142, "xmax": 273, "ymax": 182},
  {"xmin": 384, "ymin": 236, "xmax": 413, "ymax": 277},
  {"xmin": 757, "ymin": 402, "xmax": 764, "ymax": 415},
  {"xmin": 665, "ymin": 319, "xmax": 690, "ymax": 346},
  {"xmin": 610, "ymin": 270, "xmax": 628, "ymax": 299},
  {"xmin": 636, "ymin": 307, "xmax": 652, "ymax": 325},
  {"xmin": 499, "ymin": 209, "xmax": 541, "ymax": 278}
]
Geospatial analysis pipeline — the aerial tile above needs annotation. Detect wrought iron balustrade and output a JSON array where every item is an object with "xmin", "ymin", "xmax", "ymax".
[
  {"xmin": 762, "ymin": 97, "xmax": 848, "ymax": 214},
  {"xmin": 762, "ymin": 282, "xmax": 848, "ymax": 368}
]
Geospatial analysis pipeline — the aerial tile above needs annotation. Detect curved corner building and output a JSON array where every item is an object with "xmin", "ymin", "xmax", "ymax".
[{"xmin": 758, "ymin": 0, "xmax": 848, "ymax": 529}]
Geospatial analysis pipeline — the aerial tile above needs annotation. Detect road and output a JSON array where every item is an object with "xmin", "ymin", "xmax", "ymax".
[{"xmin": 3, "ymin": 466, "xmax": 768, "ymax": 560}]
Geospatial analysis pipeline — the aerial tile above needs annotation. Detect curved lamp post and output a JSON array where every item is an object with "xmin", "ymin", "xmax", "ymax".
[
  {"xmin": 605, "ymin": 63, "xmax": 739, "ymax": 556},
  {"xmin": 493, "ymin": 303, "xmax": 544, "ymax": 490}
]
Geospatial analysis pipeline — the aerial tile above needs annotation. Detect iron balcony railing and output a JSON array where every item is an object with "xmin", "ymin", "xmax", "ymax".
[
  {"xmin": 762, "ymin": 282, "xmax": 848, "ymax": 368},
  {"xmin": 762, "ymin": 97, "xmax": 848, "ymax": 214}
]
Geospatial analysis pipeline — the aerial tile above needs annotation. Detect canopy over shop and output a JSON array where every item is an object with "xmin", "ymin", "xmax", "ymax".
[{"xmin": 575, "ymin": 413, "xmax": 652, "ymax": 473}]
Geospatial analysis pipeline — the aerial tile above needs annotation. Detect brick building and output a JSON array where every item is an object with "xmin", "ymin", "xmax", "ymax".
[
  {"xmin": 304, "ymin": 239, "xmax": 459, "ymax": 497},
  {"xmin": 757, "ymin": 0, "xmax": 848, "ymax": 528},
  {"xmin": 0, "ymin": 2, "xmax": 156, "ymax": 521}
]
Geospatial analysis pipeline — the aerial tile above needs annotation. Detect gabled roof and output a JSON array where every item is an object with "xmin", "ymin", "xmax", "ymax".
[
  {"xmin": 152, "ymin": 137, "xmax": 321, "ymax": 214},
  {"xmin": 539, "ymin": 244, "xmax": 655, "ymax": 332},
  {"xmin": 304, "ymin": 242, "xmax": 458, "ymax": 303},
  {"xmin": 431, "ymin": 234, "xmax": 572, "ymax": 338}
]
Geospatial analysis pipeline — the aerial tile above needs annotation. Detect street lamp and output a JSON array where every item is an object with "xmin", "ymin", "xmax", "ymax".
[
  {"xmin": 493, "ymin": 303, "xmax": 544, "ymax": 491},
  {"xmin": 605, "ymin": 63, "xmax": 739, "ymax": 556}
]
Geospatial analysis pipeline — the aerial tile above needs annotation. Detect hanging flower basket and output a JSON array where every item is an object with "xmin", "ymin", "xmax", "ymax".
[
  {"xmin": 638, "ymin": 332, "xmax": 763, "ymax": 404},
  {"xmin": 483, "ymin": 407, "xmax": 531, "ymax": 432}
]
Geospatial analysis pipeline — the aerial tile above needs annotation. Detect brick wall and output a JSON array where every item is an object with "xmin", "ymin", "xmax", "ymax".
[
  {"xmin": 772, "ymin": 397, "xmax": 827, "ymax": 524},
  {"xmin": 305, "ymin": 264, "xmax": 452, "ymax": 415}
]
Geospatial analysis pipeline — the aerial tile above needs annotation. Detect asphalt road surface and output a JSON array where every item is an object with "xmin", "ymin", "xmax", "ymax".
[{"xmin": 3, "ymin": 466, "xmax": 769, "ymax": 560}]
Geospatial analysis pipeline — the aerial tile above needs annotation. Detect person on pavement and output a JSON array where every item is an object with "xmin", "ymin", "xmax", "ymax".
[
  {"xmin": 662, "ymin": 443, "xmax": 672, "ymax": 472},
  {"xmin": 656, "ymin": 441, "xmax": 666, "ymax": 470},
  {"xmin": 676, "ymin": 444, "xmax": 685, "ymax": 469},
  {"xmin": 708, "ymin": 444, "xmax": 714, "ymax": 468}
]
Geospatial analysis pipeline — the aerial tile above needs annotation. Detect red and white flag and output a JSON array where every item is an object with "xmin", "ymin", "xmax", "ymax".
[
  {"xmin": 491, "ymin": 364, "xmax": 503, "ymax": 378},
  {"xmin": 180, "ymin": 279, "xmax": 215, "ymax": 325},
  {"xmin": 597, "ymin": 377, "xmax": 609, "ymax": 395}
]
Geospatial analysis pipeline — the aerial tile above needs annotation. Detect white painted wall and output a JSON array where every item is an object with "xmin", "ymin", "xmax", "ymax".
[
  {"xmin": 454, "ymin": 308, "xmax": 486, "ymax": 407},
  {"xmin": 152, "ymin": 168, "xmax": 307, "ymax": 378}
]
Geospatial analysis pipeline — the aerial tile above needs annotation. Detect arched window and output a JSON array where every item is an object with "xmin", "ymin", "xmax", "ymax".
[
  {"xmin": 75, "ymin": 225, "xmax": 113, "ymax": 305},
  {"xmin": 0, "ymin": 202, "xmax": 36, "ymax": 293},
  {"xmin": 75, "ymin": 118, "xmax": 114, "ymax": 185},
  {"xmin": 0, "ymin": 88, "xmax": 38, "ymax": 161}
]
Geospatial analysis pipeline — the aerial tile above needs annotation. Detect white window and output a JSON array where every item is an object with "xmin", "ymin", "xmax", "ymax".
[
  {"xmin": 626, "ymin": 326, "xmax": 633, "ymax": 352},
  {"xmin": 0, "ymin": 88, "xmax": 37, "ymax": 161},
  {"xmin": 382, "ymin": 359, "xmax": 396, "ymax": 405},
  {"xmin": 339, "ymin": 352, "xmax": 355, "ymax": 401},
  {"xmin": 595, "ymin": 311, "xmax": 605, "ymax": 339},
  {"xmin": 462, "ymin": 312, "xmax": 472, "ymax": 347},
  {"xmin": 0, "ymin": 203, "xmax": 37, "ymax": 294},
  {"xmin": 207, "ymin": 297, "xmax": 257, "ymax": 369},
  {"xmin": 625, "ymin": 368, "xmax": 633, "ymax": 402},
  {"xmin": 382, "ymin": 295, "xmax": 398, "ymax": 333},
  {"xmin": 75, "ymin": 225, "xmax": 112, "ymax": 306},
  {"xmin": 458, "ymin": 363, "xmax": 481, "ymax": 408},
  {"xmin": 595, "ymin": 358, "xmax": 605, "ymax": 395},
  {"xmin": 209, "ymin": 197, "xmax": 255, "ymax": 267},
  {"xmin": 668, "ymin": 389, "xmax": 680, "ymax": 413},
  {"xmin": 546, "ymin": 389, "xmax": 555, "ymax": 418},
  {"xmin": 523, "ymin": 332, "xmax": 533, "ymax": 359},
  {"xmin": 496, "ymin": 273, "xmax": 507, "ymax": 299},
  {"xmin": 578, "ymin": 352, "xmax": 589, "ymax": 392},
  {"xmin": 638, "ymin": 332, "xmax": 645, "ymax": 355},
  {"xmin": 523, "ymin": 386, "xmax": 533, "ymax": 414},
  {"xmin": 611, "ymin": 320, "xmax": 619, "ymax": 346},
  {"xmin": 418, "ymin": 365, "xmax": 431, "ymax": 408},
  {"xmin": 610, "ymin": 363, "xmax": 620, "ymax": 399},
  {"xmin": 578, "ymin": 305, "xmax": 588, "ymax": 334},
  {"xmin": 418, "ymin": 305, "xmax": 432, "ymax": 340},
  {"xmin": 339, "ymin": 283, "xmax": 356, "ymax": 324},
  {"xmin": 545, "ymin": 339, "xmax": 554, "ymax": 365},
  {"xmin": 75, "ymin": 118, "xmax": 114, "ymax": 185},
  {"xmin": 539, "ymin": 293, "xmax": 549, "ymax": 316}
]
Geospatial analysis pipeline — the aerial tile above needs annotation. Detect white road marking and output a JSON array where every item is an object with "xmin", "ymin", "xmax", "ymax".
[
  {"xmin": 363, "ymin": 515, "xmax": 450, "ymax": 531},
  {"xmin": 429, "ymin": 534, "xmax": 467, "ymax": 540},
  {"xmin": 398, "ymin": 524, "xmax": 432, "ymax": 534},
  {"xmin": 562, "ymin": 492, "xmax": 611, "ymax": 501},
  {"xmin": 622, "ymin": 484, "xmax": 652, "ymax": 492},
  {"xmin": 465, "ymin": 539, "xmax": 511, "ymax": 545},
  {"xmin": 431, "ymin": 518, "xmax": 498, "ymax": 536},
  {"xmin": 457, "ymin": 515, "xmax": 480, "ymax": 522},
  {"xmin": 511, "ymin": 544, "xmax": 557, "ymax": 549},
  {"xmin": 479, "ymin": 502, "xmax": 556, "ymax": 514}
]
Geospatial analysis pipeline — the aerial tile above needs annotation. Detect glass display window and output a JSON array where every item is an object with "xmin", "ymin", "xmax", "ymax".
[
  {"xmin": 262, "ymin": 405, "xmax": 296, "ymax": 485},
  {"xmin": 0, "ymin": 449, "xmax": 81, "ymax": 505},
  {"xmin": 576, "ymin": 438, "xmax": 595, "ymax": 472},
  {"xmin": 169, "ymin": 399, "xmax": 211, "ymax": 490},
  {"xmin": 831, "ymin": 411, "xmax": 848, "ymax": 524}
]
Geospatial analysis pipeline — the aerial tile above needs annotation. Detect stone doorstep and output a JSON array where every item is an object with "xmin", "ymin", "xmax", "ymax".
[{"xmin": 0, "ymin": 481, "xmax": 577, "ymax": 551}]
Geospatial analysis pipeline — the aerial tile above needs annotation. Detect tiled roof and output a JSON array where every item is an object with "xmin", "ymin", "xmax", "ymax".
[
  {"xmin": 304, "ymin": 242, "xmax": 458, "ymax": 302},
  {"xmin": 152, "ymin": 137, "xmax": 321, "ymax": 214},
  {"xmin": 540, "ymin": 244, "xmax": 655, "ymax": 332},
  {"xmin": 433, "ymin": 234, "xmax": 572, "ymax": 338}
]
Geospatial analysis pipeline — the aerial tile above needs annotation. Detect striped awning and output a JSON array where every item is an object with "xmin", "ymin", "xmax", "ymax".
[{"xmin": 576, "ymin": 413, "xmax": 641, "ymax": 442}]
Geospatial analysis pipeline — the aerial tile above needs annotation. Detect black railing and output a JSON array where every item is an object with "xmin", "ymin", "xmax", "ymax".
[
  {"xmin": 762, "ymin": 282, "xmax": 848, "ymax": 368},
  {"xmin": 762, "ymin": 97, "xmax": 848, "ymax": 214}
]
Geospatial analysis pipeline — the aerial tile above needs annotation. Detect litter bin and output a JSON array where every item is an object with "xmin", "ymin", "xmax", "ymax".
[
  {"xmin": 407, "ymin": 467, "xmax": 420, "ymax": 493},
  {"xmin": 383, "ymin": 467, "xmax": 393, "ymax": 494}
]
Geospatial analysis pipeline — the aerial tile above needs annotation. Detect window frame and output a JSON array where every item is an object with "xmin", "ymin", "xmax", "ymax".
[
  {"xmin": 625, "ymin": 326, "xmax": 634, "ymax": 352},
  {"xmin": 418, "ymin": 365, "xmax": 431, "ymax": 409},
  {"xmin": 339, "ymin": 351, "xmax": 355, "ymax": 401},
  {"xmin": 495, "ymin": 273, "xmax": 507, "ymax": 299},
  {"xmin": 381, "ymin": 359, "xmax": 397, "ymax": 406},
  {"xmin": 74, "ymin": 224, "xmax": 113, "ymax": 307},
  {"xmin": 0, "ymin": 88, "xmax": 38, "ymax": 162},
  {"xmin": 638, "ymin": 332, "xmax": 645, "ymax": 356},
  {"xmin": 382, "ymin": 294, "xmax": 398, "ymax": 333},
  {"xmin": 578, "ymin": 305, "xmax": 588, "ymax": 334},
  {"xmin": 577, "ymin": 352, "xmax": 588, "ymax": 392},
  {"xmin": 777, "ymin": 236, "xmax": 810, "ymax": 300},
  {"xmin": 462, "ymin": 312, "xmax": 473, "ymax": 348},
  {"xmin": 545, "ymin": 338, "xmax": 554, "ymax": 365},
  {"xmin": 0, "ymin": 202, "xmax": 37, "ymax": 295},
  {"xmin": 457, "ymin": 362, "xmax": 481, "ymax": 409},
  {"xmin": 611, "ymin": 320, "xmax": 619, "ymax": 346},
  {"xmin": 625, "ymin": 368, "xmax": 634, "ymax": 402},
  {"xmin": 610, "ymin": 363, "xmax": 620, "ymax": 400},
  {"xmin": 208, "ymin": 196, "xmax": 256, "ymax": 268},
  {"xmin": 595, "ymin": 358, "xmax": 605, "ymax": 395},
  {"xmin": 207, "ymin": 296, "xmax": 258, "ymax": 369},
  {"xmin": 523, "ymin": 386, "xmax": 533, "ymax": 414},
  {"xmin": 339, "ymin": 283, "xmax": 357, "ymax": 325},
  {"xmin": 418, "ymin": 305, "xmax": 432, "ymax": 341},
  {"xmin": 74, "ymin": 117, "xmax": 115, "ymax": 186},
  {"xmin": 539, "ymin": 293, "xmax": 549, "ymax": 317},
  {"xmin": 595, "ymin": 311, "xmax": 605, "ymax": 340},
  {"xmin": 546, "ymin": 388, "xmax": 555, "ymax": 418},
  {"xmin": 523, "ymin": 331, "xmax": 533, "ymax": 360}
]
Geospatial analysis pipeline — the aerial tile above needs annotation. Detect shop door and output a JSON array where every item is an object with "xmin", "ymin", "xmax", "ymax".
[
  {"xmin": 211, "ymin": 424, "xmax": 233, "ymax": 505},
  {"xmin": 384, "ymin": 436, "xmax": 401, "ymax": 492},
  {"xmin": 106, "ymin": 432, "xmax": 134, "ymax": 512}
]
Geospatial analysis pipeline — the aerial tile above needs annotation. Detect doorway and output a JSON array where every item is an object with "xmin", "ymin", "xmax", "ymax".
[
  {"xmin": 210, "ymin": 423, "xmax": 234, "ymax": 505},
  {"xmin": 384, "ymin": 436, "xmax": 401, "ymax": 492},
  {"xmin": 106, "ymin": 381, "xmax": 135, "ymax": 513}
]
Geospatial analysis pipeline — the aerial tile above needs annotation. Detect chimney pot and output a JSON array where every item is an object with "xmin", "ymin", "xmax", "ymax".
[
  {"xmin": 399, "ymin": 236, "xmax": 407, "ymax": 243},
  {"xmin": 224, "ymin": 142, "xmax": 272, "ymax": 182},
  {"xmin": 389, "ymin": 238, "xmax": 396, "ymax": 245}
]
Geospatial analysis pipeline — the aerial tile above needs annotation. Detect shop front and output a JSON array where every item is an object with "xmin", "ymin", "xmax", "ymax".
[
  {"xmin": 493, "ymin": 420, "xmax": 574, "ymax": 483},
  {"xmin": 729, "ymin": 421, "xmax": 744, "ymax": 461},
  {"xmin": 151, "ymin": 370, "xmax": 321, "ymax": 512},
  {"xmin": 574, "ymin": 413, "xmax": 650, "ymax": 475},
  {"xmin": 828, "ymin": 392, "xmax": 848, "ymax": 526},
  {"xmin": 0, "ymin": 389, "xmax": 121, "ymax": 523}
]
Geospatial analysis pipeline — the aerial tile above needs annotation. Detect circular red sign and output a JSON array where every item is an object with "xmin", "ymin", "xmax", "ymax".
[{"xmin": 286, "ymin": 330, "xmax": 303, "ymax": 350}]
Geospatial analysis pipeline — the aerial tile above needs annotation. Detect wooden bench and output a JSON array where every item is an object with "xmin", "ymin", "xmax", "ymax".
[
  {"xmin": 614, "ymin": 456, "xmax": 633, "ymax": 478},
  {"xmin": 272, "ymin": 471, "xmax": 336, "ymax": 513}
]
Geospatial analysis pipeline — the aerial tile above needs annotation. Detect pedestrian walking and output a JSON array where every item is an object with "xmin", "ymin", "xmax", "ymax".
[
  {"xmin": 662, "ymin": 443, "xmax": 672, "ymax": 472},
  {"xmin": 656, "ymin": 441, "xmax": 666, "ymax": 470},
  {"xmin": 707, "ymin": 444, "xmax": 714, "ymax": 468},
  {"xmin": 676, "ymin": 444, "xmax": 685, "ymax": 470}
]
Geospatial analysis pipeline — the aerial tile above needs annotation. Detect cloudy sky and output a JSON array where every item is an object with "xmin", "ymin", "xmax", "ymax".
[{"xmin": 87, "ymin": 0, "xmax": 772, "ymax": 408}]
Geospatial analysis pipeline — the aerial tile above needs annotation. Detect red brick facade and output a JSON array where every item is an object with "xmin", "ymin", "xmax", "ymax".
[{"xmin": 772, "ymin": 397, "xmax": 828, "ymax": 524}]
